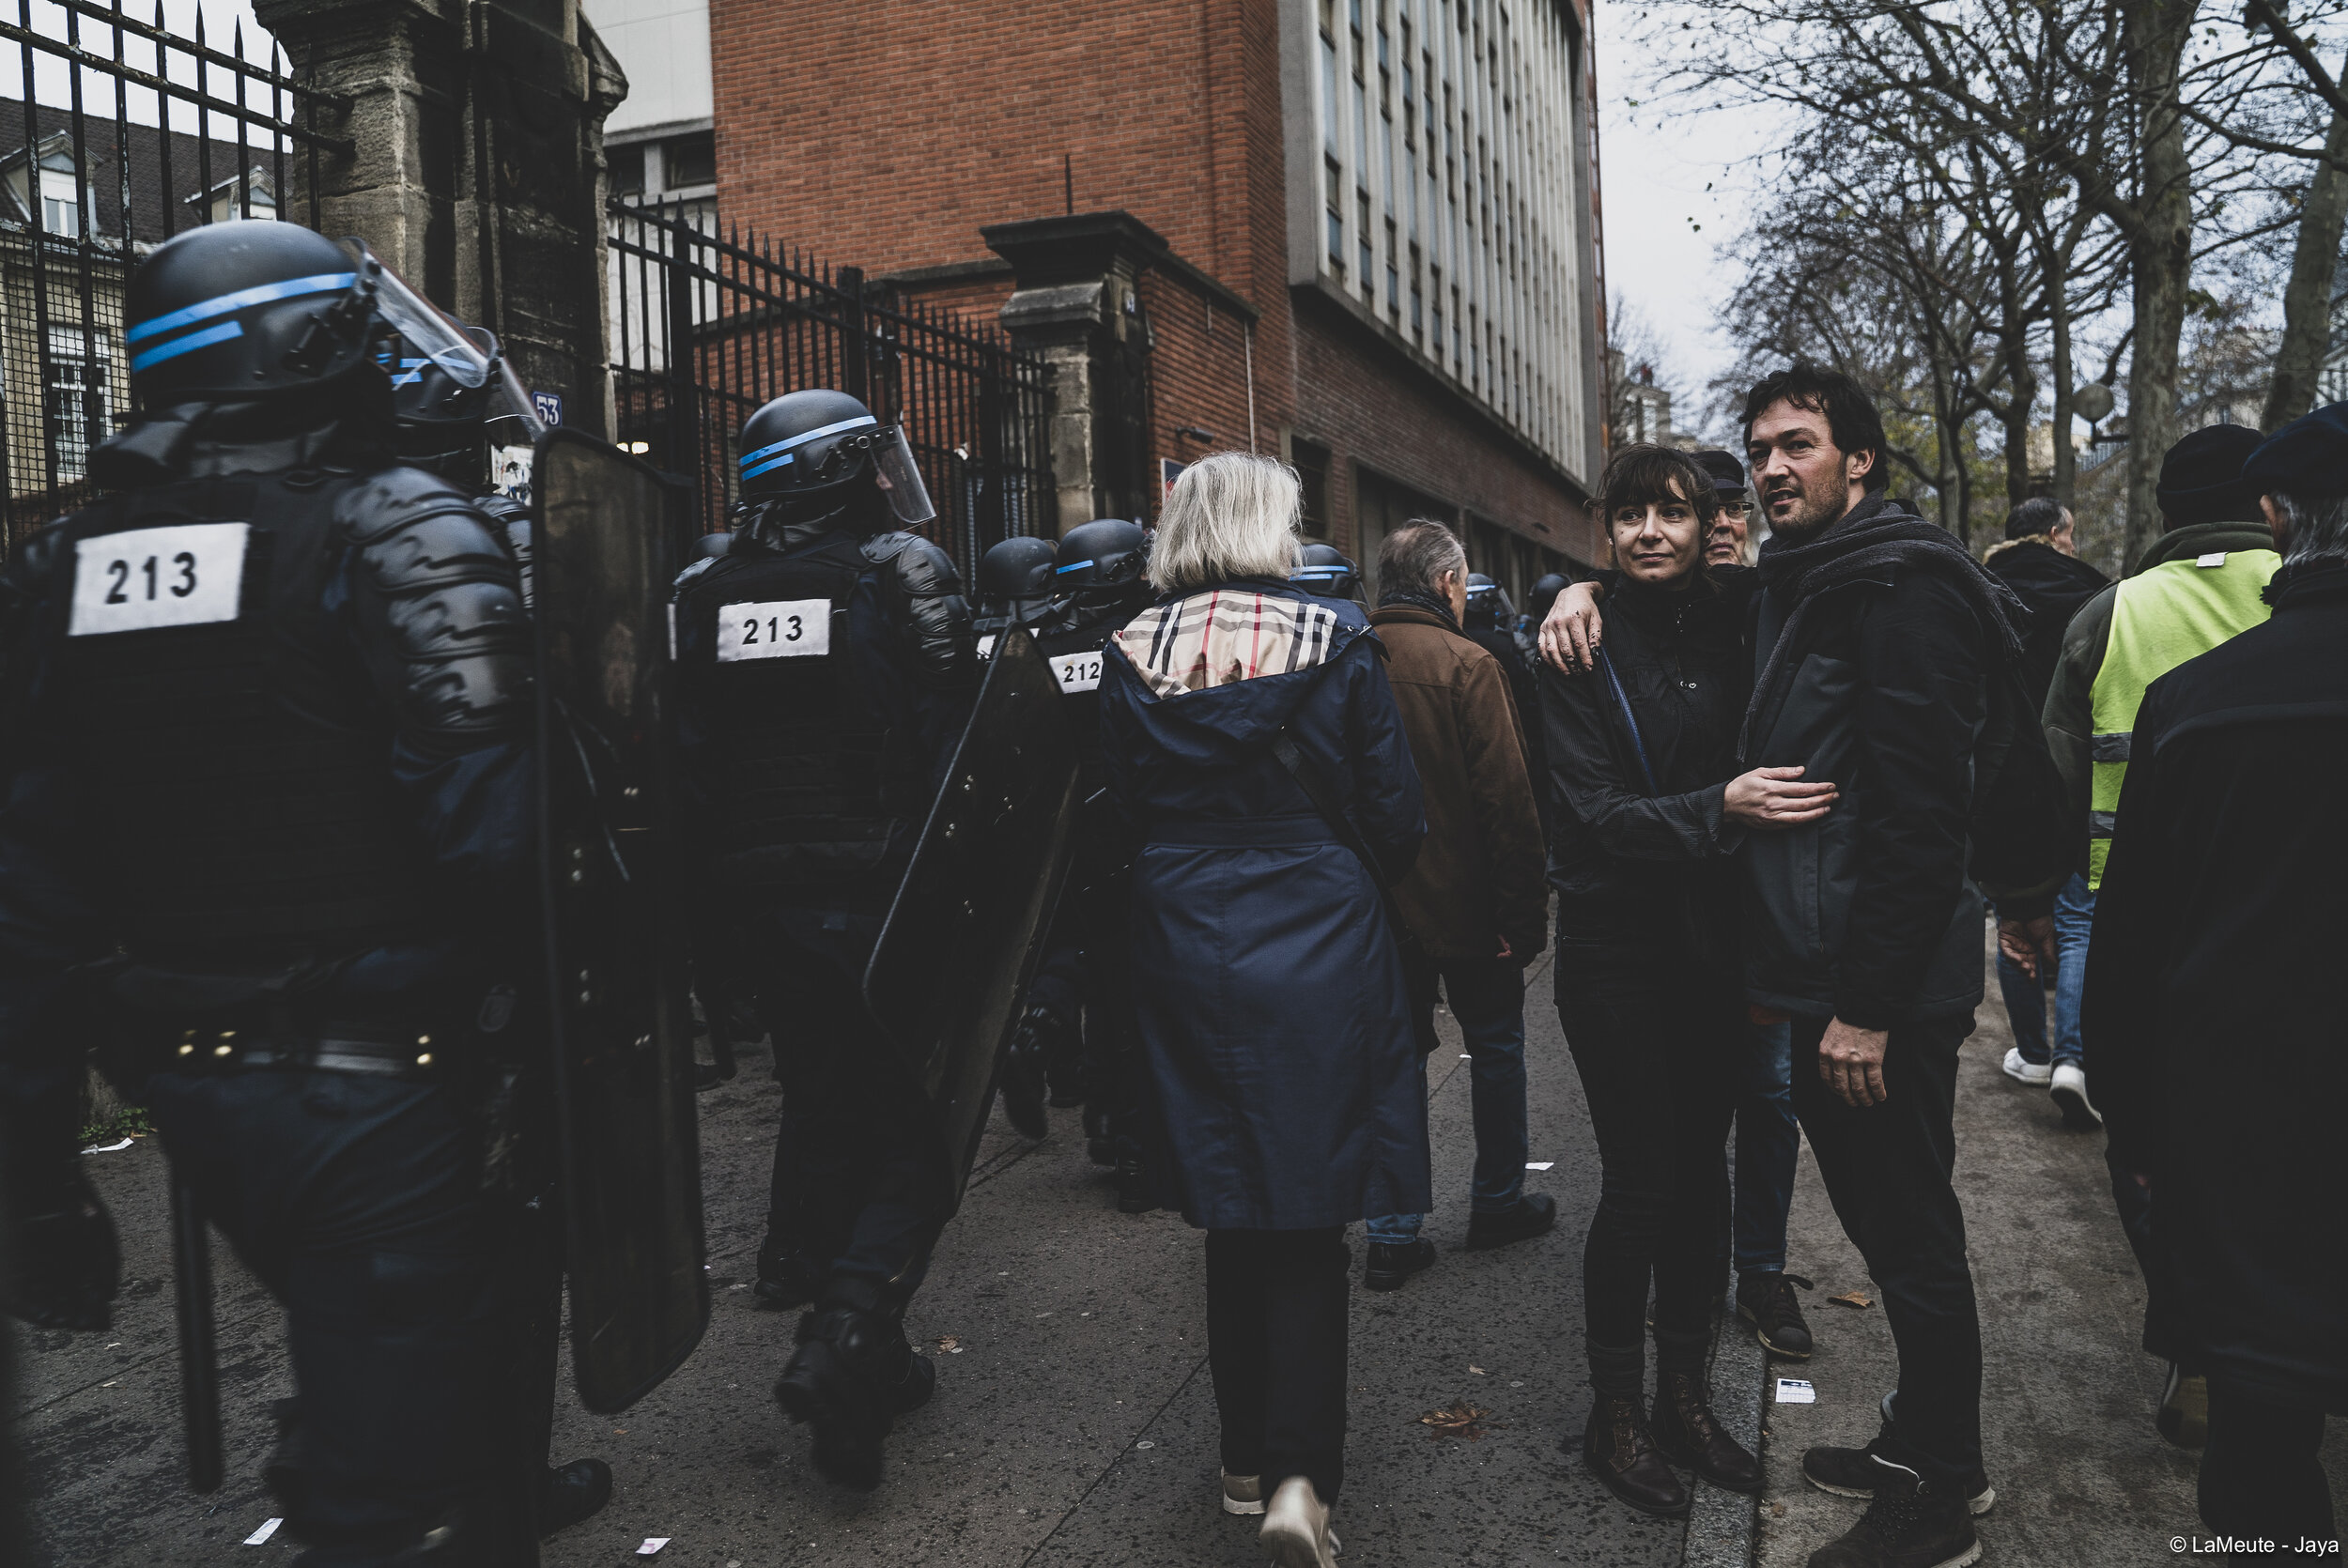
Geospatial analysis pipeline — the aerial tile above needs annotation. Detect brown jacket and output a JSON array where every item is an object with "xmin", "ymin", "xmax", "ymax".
[{"xmin": 1369, "ymin": 605, "xmax": 1548, "ymax": 963}]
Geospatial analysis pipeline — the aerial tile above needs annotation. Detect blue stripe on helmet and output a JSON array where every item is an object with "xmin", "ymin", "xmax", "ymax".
[
  {"xmin": 124, "ymin": 271, "xmax": 356, "ymax": 346},
  {"xmin": 740, "ymin": 453, "xmax": 796, "ymax": 481},
  {"xmin": 736, "ymin": 413, "xmax": 879, "ymax": 471},
  {"xmin": 1054, "ymin": 561, "xmax": 1093, "ymax": 575},
  {"xmin": 129, "ymin": 318, "xmax": 244, "ymax": 373}
]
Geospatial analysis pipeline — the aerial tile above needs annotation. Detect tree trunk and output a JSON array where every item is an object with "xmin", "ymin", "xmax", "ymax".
[
  {"xmin": 2122, "ymin": 0, "xmax": 2198, "ymax": 571},
  {"xmin": 2264, "ymin": 74, "xmax": 2348, "ymax": 430},
  {"xmin": 2048, "ymin": 242, "xmax": 2078, "ymax": 508}
]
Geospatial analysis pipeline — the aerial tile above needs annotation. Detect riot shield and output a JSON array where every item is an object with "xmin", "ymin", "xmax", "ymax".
[
  {"xmin": 864, "ymin": 623, "xmax": 1081, "ymax": 1208},
  {"xmin": 532, "ymin": 426, "xmax": 708, "ymax": 1413}
]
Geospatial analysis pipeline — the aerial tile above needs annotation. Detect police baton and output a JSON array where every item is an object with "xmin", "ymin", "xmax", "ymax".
[{"xmin": 166, "ymin": 1166, "xmax": 223, "ymax": 1492}]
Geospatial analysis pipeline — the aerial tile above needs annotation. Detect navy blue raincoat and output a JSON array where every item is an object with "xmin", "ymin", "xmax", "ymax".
[{"xmin": 1100, "ymin": 578, "xmax": 1430, "ymax": 1230}]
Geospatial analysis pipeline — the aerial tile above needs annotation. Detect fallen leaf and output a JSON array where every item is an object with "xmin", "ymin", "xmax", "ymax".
[
  {"xmin": 1417, "ymin": 1399, "xmax": 1497, "ymax": 1440},
  {"xmin": 936, "ymin": 1335, "xmax": 963, "ymax": 1354},
  {"xmin": 1828, "ymin": 1290, "xmax": 1873, "ymax": 1309},
  {"xmin": 1468, "ymin": 1364, "xmax": 1487, "ymax": 1376}
]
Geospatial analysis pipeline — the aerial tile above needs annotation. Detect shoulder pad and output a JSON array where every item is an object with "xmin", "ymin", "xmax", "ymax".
[
  {"xmin": 473, "ymin": 492, "xmax": 530, "ymax": 526},
  {"xmin": 672, "ymin": 555, "xmax": 719, "ymax": 597},
  {"xmin": 333, "ymin": 465, "xmax": 489, "ymax": 546},
  {"xmin": 861, "ymin": 530, "xmax": 965, "ymax": 593}
]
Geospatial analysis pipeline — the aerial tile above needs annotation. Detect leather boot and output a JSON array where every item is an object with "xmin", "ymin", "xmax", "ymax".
[
  {"xmin": 774, "ymin": 1279, "xmax": 934, "ymax": 1492},
  {"xmin": 1651, "ymin": 1371, "xmax": 1762, "ymax": 1493},
  {"xmin": 1581, "ymin": 1392, "xmax": 1690, "ymax": 1517}
]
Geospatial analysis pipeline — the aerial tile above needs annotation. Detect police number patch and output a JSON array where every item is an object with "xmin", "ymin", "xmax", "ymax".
[
  {"xmin": 1051, "ymin": 652, "xmax": 1103, "ymax": 694},
  {"xmin": 68, "ymin": 523, "xmax": 250, "ymax": 637},
  {"xmin": 717, "ymin": 598, "xmax": 829, "ymax": 661}
]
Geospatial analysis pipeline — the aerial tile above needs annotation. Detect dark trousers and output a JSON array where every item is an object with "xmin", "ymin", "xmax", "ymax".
[
  {"xmin": 1553, "ymin": 942, "xmax": 1739, "ymax": 1391},
  {"xmin": 1789, "ymin": 1012, "xmax": 1984, "ymax": 1483},
  {"xmin": 757, "ymin": 939, "xmax": 951, "ymax": 1301},
  {"xmin": 1732, "ymin": 1018, "xmax": 1800, "ymax": 1277},
  {"xmin": 1205, "ymin": 1228, "xmax": 1350, "ymax": 1502},
  {"xmin": 2104, "ymin": 1141, "xmax": 2192, "ymax": 1364},
  {"xmin": 2201, "ymin": 1380, "xmax": 2339, "ymax": 1553},
  {"xmin": 147, "ymin": 1068, "xmax": 534, "ymax": 1567}
]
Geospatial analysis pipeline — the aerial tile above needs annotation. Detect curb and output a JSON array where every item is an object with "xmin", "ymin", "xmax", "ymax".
[{"xmin": 1682, "ymin": 1285, "xmax": 1768, "ymax": 1568}]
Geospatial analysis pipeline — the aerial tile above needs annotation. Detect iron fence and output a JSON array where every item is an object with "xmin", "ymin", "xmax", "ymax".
[
  {"xmin": 608, "ymin": 198, "xmax": 1055, "ymax": 577},
  {"xmin": 0, "ymin": 0, "xmax": 344, "ymax": 549}
]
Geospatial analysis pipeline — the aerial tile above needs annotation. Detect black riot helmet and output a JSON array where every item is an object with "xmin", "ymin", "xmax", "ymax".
[
  {"xmin": 1290, "ymin": 542, "xmax": 1361, "ymax": 600},
  {"xmin": 124, "ymin": 220, "xmax": 377, "ymax": 407},
  {"xmin": 1053, "ymin": 519, "xmax": 1150, "ymax": 600},
  {"xmin": 979, "ymin": 535, "xmax": 1058, "ymax": 603},
  {"xmin": 1464, "ymin": 573, "xmax": 1514, "ymax": 631},
  {"xmin": 1525, "ymin": 572, "xmax": 1569, "ymax": 624},
  {"xmin": 734, "ymin": 388, "xmax": 935, "ymax": 529},
  {"xmin": 362, "ymin": 240, "xmax": 544, "ymax": 485}
]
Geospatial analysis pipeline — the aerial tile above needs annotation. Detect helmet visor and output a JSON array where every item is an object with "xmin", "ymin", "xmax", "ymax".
[
  {"xmin": 344, "ymin": 238, "xmax": 491, "ymax": 390},
  {"xmin": 868, "ymin": 424, "xmax": 936, "ymax": 527}
]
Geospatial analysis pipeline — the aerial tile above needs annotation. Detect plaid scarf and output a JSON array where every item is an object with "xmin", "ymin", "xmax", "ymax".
[{"xmin": 1115, "ymin": 587, "xmax": 1341, "ymax": 699}]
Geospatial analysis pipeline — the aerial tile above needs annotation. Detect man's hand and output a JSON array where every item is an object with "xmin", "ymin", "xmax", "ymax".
[
  {"xmin": 1818, "ymin": 1018, "xmax": 1890, "ymax": 1108},
  {"xmin": 1723, "ymin": 765, "xmax": 1839, "ymax": 829},
  {"xmin": 1539, "ymin": 580, "xmax": 1605, "ymax": 673},
  {"xmin": 1996, "ymin": 915, "xmax": 2056, "ymax": 980}
]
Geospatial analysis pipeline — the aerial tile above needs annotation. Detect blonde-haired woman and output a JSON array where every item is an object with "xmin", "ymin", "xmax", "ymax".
[{"xmin": 1101, "ymin": 452, "xmax": 1429, "ymax": 1566}]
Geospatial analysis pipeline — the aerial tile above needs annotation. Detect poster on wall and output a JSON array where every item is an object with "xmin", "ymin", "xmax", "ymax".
[{"xmin": 1160, "ymin": 457, "xmax": 1186, "ymax": 498}]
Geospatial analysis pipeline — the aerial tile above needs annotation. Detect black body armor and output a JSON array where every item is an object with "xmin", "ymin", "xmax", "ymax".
[
  {"xmin": 1032, "ymin": 597, "xmax": 1145, "ymax": 778},
  {"xmin": 35, "ymin": 465, "xmax": 525, "ymax": 974},
  {"xmin": 672, "ymin": 530, "xmax": 948, "ymax": 894}
]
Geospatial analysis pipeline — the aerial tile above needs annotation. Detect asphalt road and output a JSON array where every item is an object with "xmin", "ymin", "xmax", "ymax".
[{"xmin": 17, "ymin": 941, "xmax": 1727, "ymax": 1568}]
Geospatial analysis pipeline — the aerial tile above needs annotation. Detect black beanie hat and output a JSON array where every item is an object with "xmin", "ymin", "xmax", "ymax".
[
  {"xmin": 2156, "ymin": 423, "xmax": 2265, "ymax": 530},
  {"xmin": 2243, "ymin": 402, "xmax": 2348, "ymax": 500}
]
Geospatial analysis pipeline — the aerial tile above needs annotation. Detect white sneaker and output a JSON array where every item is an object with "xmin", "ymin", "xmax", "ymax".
[
  {"xmin": 1221, "ymin": 1469, "xmax": 1264, "ymax": 1515},
  {"xmin": 2050, "ymin": 1063, "xmax": 2102, "ymax": 1129},
  {"xmin": 1259, "ymin": 1475, "xmax": 1342, "ymax": 1566},
  {"xmin": 2000, "ymin": 1048, "xmax": 2052, "ymax": 1086}
]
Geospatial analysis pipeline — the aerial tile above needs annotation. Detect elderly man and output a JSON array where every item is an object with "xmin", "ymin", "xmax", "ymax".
[
  {"xmin": 2087, "ymin": 404, "xmax": 2348, "ymax": 1552},
  {"xmin": 1359, "ymin": 519, "xmax": 1552, "ymax": 1292},
  {"xmin": 1693, "ymin": 449, "xmax": 1757, "ymax": 567}
]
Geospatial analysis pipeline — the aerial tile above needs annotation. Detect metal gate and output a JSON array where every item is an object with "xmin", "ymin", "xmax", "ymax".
[
  {"xmin": 0, "ymin": 0, "xmax": 344, "ymax": 550},
  {"xmin": 608, "ymin": 198, "xmax": 1055, "ymax": 576}
]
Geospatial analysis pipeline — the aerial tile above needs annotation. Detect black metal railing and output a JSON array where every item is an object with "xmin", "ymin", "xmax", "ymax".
[
  {"xmin": 608, "ymin": 198, "xmax": 1055, "ymax": 577},
  {"xmin": 0, "ymin": 0, "xmax": 345, "ymax": 548}
]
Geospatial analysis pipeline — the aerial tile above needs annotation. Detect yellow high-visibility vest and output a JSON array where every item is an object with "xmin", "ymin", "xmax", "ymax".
[{"xmin": 2087, "ymin": 548, "xmax": 2279, "ymax": 887}]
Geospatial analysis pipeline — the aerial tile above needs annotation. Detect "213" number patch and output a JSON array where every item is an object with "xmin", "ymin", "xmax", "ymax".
[
  {"xmin": 68, "ymin": 523, "xmax": 250, "ymax": 637},
  {"xmin": 717, "ymin": 598, "xmax": 831, "ymax": 661}
]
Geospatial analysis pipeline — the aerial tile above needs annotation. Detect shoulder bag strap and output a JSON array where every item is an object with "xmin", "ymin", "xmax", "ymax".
[{"xmin": 1599, "ymin": 647, "xmax": 1661, "ymax": 796}]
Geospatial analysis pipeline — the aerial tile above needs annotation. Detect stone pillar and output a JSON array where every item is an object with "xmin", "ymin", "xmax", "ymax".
[
  {"xmin": 254, "ymin": 0, "xmax": 627, "ymax": 438},
  {"xmin": 981, "ymin": 212, "xmax": 1167, "ymax": 532}
]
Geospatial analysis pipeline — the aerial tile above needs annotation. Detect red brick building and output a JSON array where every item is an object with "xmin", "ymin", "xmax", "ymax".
[{"xmin": 699, "ymin": 0, "xmax": 1606, "ymax": 592}]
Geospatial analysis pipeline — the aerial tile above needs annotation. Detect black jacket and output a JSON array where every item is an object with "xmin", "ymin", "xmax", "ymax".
[
  {"xmin": 1542, "ymin": 567, "xmax": 1753, "ymax": 958},
  {"xmin": 2084, "ymin": 560, "xmax": 2348, "ymax": 1411},
  {"xmin": 1743, "ymin": 499, "xmax": 1996, "ymax": 1027},
  {"xmin": 1982, "ymin": 538, "xmax": 2107, "ymax": 715}
]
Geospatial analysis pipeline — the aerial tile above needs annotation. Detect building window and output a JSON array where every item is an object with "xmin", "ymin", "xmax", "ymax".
[
  {"xmin": 663, "ymin": 131, "xmax": 716, "ymax": 190},
  {"xmin": 1358, "ymin": 192, "xmax": 1374, "ymax": 297},
  {"xmin": 609, "ymin": 143, "xmax": 645, "ymax": 197},
  {"xmin": 1410, "ymin": 251, "xmax": 1425, "ymax": 338},
  {"xmin": 1293, "ymin": 437, "xmax": 1333, "ymax": 539},
  {"xmin": 1452, "ymin": 285, "xmax": 1462, "ymax": 367},
  {"xmin": 1326, "ymin": 159, "xmax": 1345, "ymax": 269},
  {"xmin": 1430, "ymin": 266, "xmax": 1444, "ymax": 352},
  {"xmin": 1322, "ymin": 28, "xmax": 1340, "ymax": 149},
  {"xmin": 46, "ymin": 325, "xmax": 108, "ymax": 484},
  {"xmin": 1385, "ymin": 220, "xmax": 1400, "ymax": 317}
]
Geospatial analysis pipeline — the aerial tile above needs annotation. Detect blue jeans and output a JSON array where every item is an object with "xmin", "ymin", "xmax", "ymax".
[
  {"xmin": 1367, "ymin": 951, "xmax": 1529, "ymax": 1244},
  {"xmin": 1994, "ymin": 874, "xmax": 2093, "ymax": 1068},
  {"xmin": 1732, "ymin": 1019, "xmax": 1798, "ymax": 1277}
]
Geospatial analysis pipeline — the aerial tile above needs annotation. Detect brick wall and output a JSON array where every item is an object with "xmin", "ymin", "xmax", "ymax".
[{"xmin": 711, "ymin": 0, "xmax": 1596, "ymax": 565}]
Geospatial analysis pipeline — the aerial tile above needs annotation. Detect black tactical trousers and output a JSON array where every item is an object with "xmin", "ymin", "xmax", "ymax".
[
  {"xmin": 146, "ymin": 1068, "xmax": 537, "ymax": 1567},
  {"xmin": 756, "ymin": 938, "xmax": 951, "ymax": 1303}
]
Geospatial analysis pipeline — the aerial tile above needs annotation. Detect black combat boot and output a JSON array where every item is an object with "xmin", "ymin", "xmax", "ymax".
[
  {"xmin": 1581, "ymin": 1392, "xmax": 1690, "ymax": 1517},
  {"xmin": 774, "ymin": 1278, "xmax": 935, "ymax": 1491},
  {"xmin": 753, "ymin": 1237, "xmax": 825, "ymax": 1310},
  {"xmin": 536, "ymin": 1457, "xmax": 613, "ymax": 1537},
  {"xmin": 1650, "ymin": 1371, "xmax": 1761, "ymax": 1493},
  {"xmin": 996, "ymin": 1015, "xmax": 1050, "ymax": 1140}
]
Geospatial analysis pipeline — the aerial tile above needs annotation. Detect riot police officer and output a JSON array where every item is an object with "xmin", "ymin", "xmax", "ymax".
[
  {"xmin": 1027, "ymin": 519, "xmax": 1158, "ymax": 1209},
  {"xmin": 1291, "ymin": 540, "xmax": 1364, "ymax": 602},
  {"xmin": 972, "ymin": 534, "xmax": 1058, "ymax": 653},
  {"xmin": 669, "ymin": 388, "xmax": 976, "ymax": 1491},
  {"xmin": 0, "ymin": 222, "xmax": 604, "ymax": 1561}
]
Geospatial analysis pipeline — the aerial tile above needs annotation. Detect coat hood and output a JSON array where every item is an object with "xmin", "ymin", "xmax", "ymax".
[{"xmin": 1107, "ymin": 579, "xmax": 1373, "ymax": 763}]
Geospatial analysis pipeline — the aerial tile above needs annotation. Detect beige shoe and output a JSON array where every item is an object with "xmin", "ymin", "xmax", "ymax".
[
  {"xmin": 1259, "ymin": 1475, "xmax": 1342, "ymax": 1566},
  {"xmin": 1221, "ymin": 1469, "xmax": 1264, "ymax": 1515}
]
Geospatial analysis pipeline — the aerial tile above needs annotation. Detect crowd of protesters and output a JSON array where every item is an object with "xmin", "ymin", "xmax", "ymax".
[{"xmin": 1075, "ymin": 361, "xmax": 2343, "ymax": 1568}]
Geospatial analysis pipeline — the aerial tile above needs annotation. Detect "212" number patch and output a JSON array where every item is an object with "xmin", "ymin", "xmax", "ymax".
[
  {"xmin": 68, "ymin": 523, "xmax": 250, "ymax": 637},
  {"xmin": 1051, "ymin": 652, "xmax": 1103, "ymax": 693},
  {"xmin": 717, "ymin": 598, "xmax": 830, "ymax": 661}
]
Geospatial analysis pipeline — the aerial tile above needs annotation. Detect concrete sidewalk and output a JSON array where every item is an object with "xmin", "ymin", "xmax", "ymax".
[{"xmin": 1754, "ymin": 928, "xmax": 2348, "ymax": 1565}]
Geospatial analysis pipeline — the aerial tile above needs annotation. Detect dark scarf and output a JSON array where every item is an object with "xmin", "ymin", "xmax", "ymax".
[
  {"xmin": 1379, "ymin": 586, "xmax": 1460, "ymax": 630},
  {"xmin": 1740, "ymin": 494, "xmax": 2026, "ymax": 762},
  {"xmin": 2264, "ymin": 555, "xmax": 2348, "ymax": 607}
]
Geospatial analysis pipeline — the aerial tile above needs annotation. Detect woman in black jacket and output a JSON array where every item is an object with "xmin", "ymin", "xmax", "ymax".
[{"xmin": 1543, "ymin": 444, "xmax": 1837, "ymax": 1516}]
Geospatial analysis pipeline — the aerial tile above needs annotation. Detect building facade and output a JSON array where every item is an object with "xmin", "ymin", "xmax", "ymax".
[{"xmin": 604, "ymin": 0, "xmax": 1607, "ymax": 593}]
